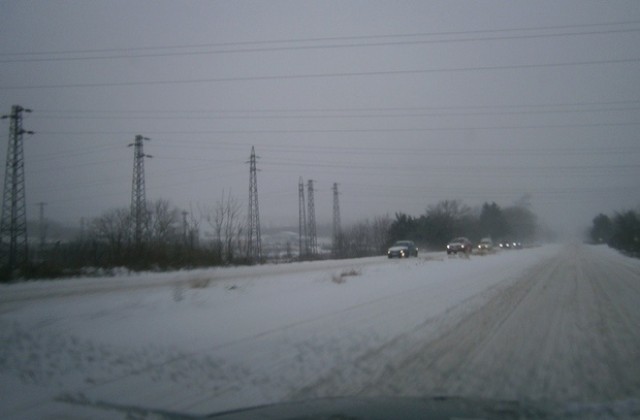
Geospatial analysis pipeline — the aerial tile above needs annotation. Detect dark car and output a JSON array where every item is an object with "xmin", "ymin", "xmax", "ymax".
[
  {"xmin": 446, "ymin": 237, "xmax": 472, "ymax": 255},
  {"xmin": 387, "ymin": 240, "xmax": 418, "ymax": 258}
]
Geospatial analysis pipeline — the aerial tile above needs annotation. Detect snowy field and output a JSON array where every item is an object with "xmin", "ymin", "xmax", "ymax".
[{"xmin": 1, "ymin": 244, "xmax": 639, "ymax": 419}]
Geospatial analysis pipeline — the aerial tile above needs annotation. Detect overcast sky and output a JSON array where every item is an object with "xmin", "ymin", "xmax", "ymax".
[{"xmin": 1, "ymin": 1, "xmax": 639, "ymax": 237}]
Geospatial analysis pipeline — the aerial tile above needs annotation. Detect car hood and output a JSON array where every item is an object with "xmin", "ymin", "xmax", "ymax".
[
  {"xmin": 201, "ymin": 396, "xmax": 640, "ymax": 419},
  {"xmin": 62, "ymin": 395, "xmax": 640, "ymax": 419}
]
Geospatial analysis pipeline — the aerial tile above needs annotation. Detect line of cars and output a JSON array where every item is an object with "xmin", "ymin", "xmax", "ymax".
[
  {"xmin": 447, "ymin": 237, "xmax": 523, "ymax": 254},
  {"xmin": 498, "ymin": 240, "xmax": 523, "ymax": 250},
  {"xmin": 387, "ymin": 237, "xmax": 522, "ymax": 258}
]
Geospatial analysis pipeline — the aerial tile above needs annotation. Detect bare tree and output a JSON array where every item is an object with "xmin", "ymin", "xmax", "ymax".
[
  {"xmin": 147, "ymin": 199, "xmax": 180, "ymax": 245},
  {"xmin": 341, "ymin": 220, "xmax": 373, "ymax": 258},
  {"xmin": 371, "ymin": 215, "xmax": 392, "ymax": 253},
  {"xmin": 89, "ymin": 207, "xmax": 131, "ymax": 264},
  {"xmin": 424, "ymin": 199, "xmax": 473, "ymax": 247},
  {"xmin": 203, "ymin": 191, "xmax": 244, "ymax": 263},
  {"xmin": 184, "ymin": 203, "xmax": 201, "ymax": 249}
]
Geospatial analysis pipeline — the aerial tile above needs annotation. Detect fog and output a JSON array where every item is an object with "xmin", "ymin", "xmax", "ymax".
[{"xmin": 1, "ymin": 1, "xmax": 639, "ymax": 238}]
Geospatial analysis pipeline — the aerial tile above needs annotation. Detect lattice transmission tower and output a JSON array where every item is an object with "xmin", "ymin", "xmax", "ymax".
[
  {"xmin": 37, "ymin": 201, "xmax": 47, "ymax": 251},
  {"xmin": 1, "ymin": 105, "xmax": 33, "ymax": 272},
  {"xmin": 307, "ymin": 180, "xmax": 317, "ymax": 256},
  {"xmin": 298, "ymin": 177, "xmax": 308, "ymax": 258},
  {"xmin": 332, "ymin": 182, "xmax": 342, "ymax": 257},
  {"xmin": 246, "ymin": 146, "xmax": 262, "ymax": 262},
  {"xmin": 128, "ymin": 135, "xmax": 151, "ymax": 247}
]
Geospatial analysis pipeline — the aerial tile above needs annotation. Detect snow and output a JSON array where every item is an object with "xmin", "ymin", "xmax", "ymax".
[{"xmin": 1, "ymin": 246, "xmax": 563, "ymax": 418}]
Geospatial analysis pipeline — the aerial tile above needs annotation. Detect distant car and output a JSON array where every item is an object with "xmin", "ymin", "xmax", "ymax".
[
  {"xmin": 446, "ymin": 237, "xmax": 472, "ymax": 255},
  {"xmin": 476, "ymin": 238, "xmax": 493, "ymax": 253},
  {"xmin": 499, "ymin": 240, "xmax": 522, "ymax": 250},
  {"xmin": 387, "ymin": 240, "xmax": 418, "ymax": 258}
]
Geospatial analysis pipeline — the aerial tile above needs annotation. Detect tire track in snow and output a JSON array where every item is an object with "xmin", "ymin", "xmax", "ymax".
[
  {"xmin": 294, "ymin": 244, "xmax": 640, "ymax": 404},
  {"xmin": 288, "ymin": 249, "xmax": 556, "ymax": 401}
]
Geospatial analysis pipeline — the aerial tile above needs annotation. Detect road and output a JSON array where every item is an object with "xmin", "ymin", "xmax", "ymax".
[{"xmin": 290, "ymin": 244, "xmax": 640, "ymax": 405}]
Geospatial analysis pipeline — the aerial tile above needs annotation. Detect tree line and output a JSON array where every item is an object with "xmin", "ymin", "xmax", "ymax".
[
  {"xmin": 4, "ymin": 197, "xmax": 539, "ymax": 281},
  {"xmin": 384, "ymin": 200, "xmax": 537, "ymax": 251},
  {"xmin": 334, "ymin": 199, "xmax": 538, "ymax": 257},
  {"xmin": 589, "ymin": 210, "xmax": 640, "ymax": 256}
]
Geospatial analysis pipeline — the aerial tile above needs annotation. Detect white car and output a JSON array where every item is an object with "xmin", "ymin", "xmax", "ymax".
[{"xmin": 476, "ymin": 238, "xmax": 493, "ymax": 253}]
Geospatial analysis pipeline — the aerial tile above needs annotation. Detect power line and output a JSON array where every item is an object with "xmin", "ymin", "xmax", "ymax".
[
  {"xmin": 280, "ymin": 160, "xmax": 640, "ymax": 172},
  {"xmin": 33, "ymin": 99, "xmax": 640, "ymax": 115},
  {"xmin": 23, "ymin": 138, "xmax": 640, "ymax": 169},
  {"xmin": 32, "ymin": 121, "xmax": 640, "ymax": 136},
  {"xmin": 3, "ymin": 28, "xmax": 639, "ymax": 64},
  {"xmin": 29, "ymin": 105, "xmax": 640, "ymax": 120},
  {"xmin": 346, "ymin": 184, "xmax": 640, "ymax": 198},
  {"xmin": 4, "ymin": 57, "xmax": 639, "ymax": 90},
  {"xmin": 2, "ymin": 19, "xmax": 639, "ymax": 61},
  {"xmin": 22, "ymin": 145, "xmax": 640, "ymax": 191}
]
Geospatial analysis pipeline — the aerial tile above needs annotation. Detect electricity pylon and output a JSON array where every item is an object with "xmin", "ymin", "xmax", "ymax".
[
  {"xmin": 307, "ymin": 180, "xmax": 317, "ymax": 256},
  {"xmin": 298, "ymin": 177, "xmax": 308, "ymax": 258},
  {"xmin": 37, "ymin": 202, "xmax": 47, "ymax": 251},
  {"xmin": 332, "ymin": 182, "xmax": 341, "ymax": 257},
  {"xmin": 246, "ymin": 146, "xmax": 262, "ymax": 262},
  {"xmin": 1, "ymin": 105, "xmax": 33, "ymax": 273},
  {"xmin": 128, "ymin": 134, "xmax": 151, "ymax": 247}
]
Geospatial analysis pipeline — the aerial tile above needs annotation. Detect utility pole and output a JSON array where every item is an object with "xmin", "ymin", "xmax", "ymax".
[
  {"xmin": 246, "ymin": 146, "xmax": 262, "ymax": 262},
  {"xmin": 37, "ymin": 202, "xmax": 47, "ymax": 251},
  {"xmin": 332, "ymin": 183, "xmax": 341, "ymax": 257},
  {"xmin": 128, "ymin": 134, "xmax": 151, "ymax": 247},
  {"xmin": 307, "ymin": 179, "xmax": 317, "ymax": 256},
  {"xmin": 1, "ymin": 105, "xmax": 33, "ymax": 273},
  {"xmin": 298, "ymin": 177, "xmax": 308, "ymax": 258}
]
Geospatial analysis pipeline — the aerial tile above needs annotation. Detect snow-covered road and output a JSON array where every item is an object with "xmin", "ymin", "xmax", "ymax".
[
  {"xmin": 296, "ymin": 245, "xmax": 640, "ymax": 404},
  {"xmin": 1, "ymin": 244, "xmax": 639, "ymax": 419}
]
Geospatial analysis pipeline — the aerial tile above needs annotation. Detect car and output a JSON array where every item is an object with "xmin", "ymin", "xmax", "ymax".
[
  {"xmin": 387, "ymin": 240, "xmax": 418, "ymax": 258},
  {"xmin": 446, "ymin": 237, "xmax": 472, "ymax": 255},
  {"xmin": 476, "ymin": 237, "xmax": 493, "ymax": 253},
  {"xmin": 499, "ymin": 240, "xmax": 522, "ymax": 250}
]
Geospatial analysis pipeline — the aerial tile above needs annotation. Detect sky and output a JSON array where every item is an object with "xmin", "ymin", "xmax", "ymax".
[{"xmin": 1, "ymin": 0, "xmax": 639, "ymax": 237}]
